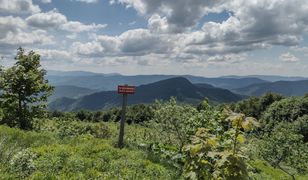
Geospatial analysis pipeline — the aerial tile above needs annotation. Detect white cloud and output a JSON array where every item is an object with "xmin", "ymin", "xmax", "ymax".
[
  {"xmin": 61, "ymin": 21, "xmax": 107, "ymax": 32},
  {"xmin": 26, "ymin": 10, "xmax": 67, "ymax": 28},
  {"xmin": 0, "ymin": 29, "xmax": 54, "ymax": 46},
  {"xmin": 72, "ymin": 29, "xmax": 171, "ymax": 58},
  {"xmin": 0, "ymin": 16, "xmax": 27, "ymax": 38},
  {"xmin": 280, "ymin": 52, "xmax": 299, "ymax": 62},
  {"xmin": 0, "ymin": 16, "xmax": 54, "ymax": 46},
  {"xmin": 73, "ymin": 0, "xmax": 98, "ymax": 3},
  {"xmin": 112, "ymin": 0, "xmax": 221, "ymax": 33},
  {"xmin": 71, "ymin": 41, "xmax": 104, "ymax": 57},
  {"xmin": 26, "ymin": 10, "xmax": 107, "ymax": 32},
  {"xmin": 40, "ymin": 0, "xmax": 52, "ymax": 3},
  {"xmin": 112, "ymin": 0, "xmax": 308, "ymax": 57},
  {"xmin": 0, "ymin": 0, "xmax": 40, "ymax": 14},
  {"xmin": 35, "ymin": 49, "xmax": 71, "ymax": 60},
  {"xmin": 207, "ymin": 54, "xmax": 246, "ymax": 64}
]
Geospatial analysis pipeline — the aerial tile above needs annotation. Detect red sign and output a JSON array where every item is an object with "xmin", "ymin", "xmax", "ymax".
[{"xmin": 118, "ymin": 85, "xmax": 136, "ymax": 94}]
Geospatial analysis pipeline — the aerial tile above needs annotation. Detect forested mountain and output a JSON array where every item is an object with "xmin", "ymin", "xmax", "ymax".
[
  {"xmin": 233, "ymin": 80, "xmax": 308, "ymax": 96},
  {"xmin": 49, "ymin": 85, "xmax": 97, "ymax": 102},
  {"xmin": 49, "ymin": 77, "xmax": 243, "ymax": 111},
  {"xmin": 222, "ymin": 75, "xmax": 308, "ymax": 82},
  {"xmin": 47, "ymin": 71, "xmax": 267, "ymax": 91}
]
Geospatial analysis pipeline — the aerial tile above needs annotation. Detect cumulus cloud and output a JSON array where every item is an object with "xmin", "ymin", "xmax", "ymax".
[
  {"xmin": 72, "ymin": 29, "xmax": 171, "ymax": 57},
  {"xmin": 1, "ymin": 0, "xmax": 308, "ymax": 73},
  {"xmin": 112, "ymin": 0, "xmax": 222, "ymax": 33},
  {"xmin": 40, "ymin": 0, "xmax": 52, "ymax": 3},
  {"xmin": 0, "ymin": 16, "xmax": 27, "ymax": 38},
  {"xmin": 26, "ymin": 10, "xmax": 107, "ymax": 32},
  {"xmin": 0, "ymin": 16, "xmax": 54, "ymax": 47},
  {"xmin": 0, "ymin": 29, "xmax": 54, "ymax": 46},
  {"xmin": 111, "ymin": 0, "xmax": 308, "ymax": 59},
  {"xmin": 26, "ymin": 10, "xmax": 67, "ymax": 28},
  {"xmin": 0, "ymin": 0, "xmax": 40, "ymax": 14},
  {"xmin": 280, "ymin": 52, "xmax": 299, "ymax": 62},
  {"xmin": 71, "ymin": 41, "xmax": 104, "ymax": 57},
  {"xmin": 35, "ymin": 49, "xmax": 71, "ymax": 60},
  {"xmin": 61, "ymin": 21, "xmax": 107, "ymax": 32},
  {"xmin": 73, "ymin": 0, "xmax": 98, "ymax": 3}
]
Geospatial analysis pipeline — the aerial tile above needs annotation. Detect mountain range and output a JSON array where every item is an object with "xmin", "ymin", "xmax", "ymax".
[
  {"xmin": 49, "ymin": 77, "xmax": 243, "ymax": 111},
  {"xmin": 47, "ymin": 70, "xmax": 308, "ymax": 111},
  {"xmin": 47, "ymin": 71, "xmax": 268, "ymax": 91},
  {"xmin": 233, "ymin": 80, "xmax": 308, "ymax": 96},
  {"xmin": 49, "ymin": 85, "xmax": 96, "ymax": 102}
]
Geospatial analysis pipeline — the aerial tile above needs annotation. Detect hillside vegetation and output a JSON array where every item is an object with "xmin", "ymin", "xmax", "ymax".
[
  {"xmin": 49, "ymin": 77, "xmax": 243, "ymax": 111},
  {"xmin": 1, "ymin": 95, "xmax": 308, "ymax": 179},
  {"xmin": 0, "ymin": 49, "xmax": 307, "ymax": 179}
]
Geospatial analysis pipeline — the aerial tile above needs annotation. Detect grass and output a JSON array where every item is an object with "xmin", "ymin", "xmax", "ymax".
[
  {"xmin": 0, "ymin": 124, "xmax": 178, "ymax": 179},
  {"xmin": 0, "ymin": 120, "xmax": 307, "ymax": 179}
]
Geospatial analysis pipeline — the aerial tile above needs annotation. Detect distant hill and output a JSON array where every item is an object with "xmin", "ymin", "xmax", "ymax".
[
  {"xmin": 47, "ymin": 70, "xmax": 121, "ymax": 77},
  {"xmin": 49, "ymin": 77, "xmax": 243, "ymax": 111},
  {"xmin": 49, "ymin": 85, "xmax": 97, "ymax": 102},
  {"xmin": 233, "ymin": 80, "xmax": 308, "ymax": 96},
  {"xmin": 185, "ymin": 76, "xmax": 267, "ymax": 90},
  {"xmin": 222, "ymin": 75, "xmax": 308, "ymax": 82},
  {"xmin": 47, "ymin": 71, "xmax": 267, "ymax": 91}
]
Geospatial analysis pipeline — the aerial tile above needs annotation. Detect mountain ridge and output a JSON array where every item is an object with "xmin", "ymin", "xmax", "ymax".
[
  {"xmin": 49, "ymin": 77, "xmax": 243, "ymax": 111},
  {"xmin": 233, "ymin": 80, "xmax": 308, "ymax": 96}
]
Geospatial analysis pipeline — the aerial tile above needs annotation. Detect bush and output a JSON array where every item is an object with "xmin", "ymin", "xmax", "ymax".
[
  {"xmin": 259, "ymin": 123, "xmax": 308, "ymax": 179},
  {"xmin": 10, "ymin": 148, "xmax": 36, "ymax": 178},
  {"xmin": 56, "ymin": 121, "xmax": 111, "ymax": 139},
  {"xmin": 261, "ymin": 96, "xmax": 308, "ymax": 132}
]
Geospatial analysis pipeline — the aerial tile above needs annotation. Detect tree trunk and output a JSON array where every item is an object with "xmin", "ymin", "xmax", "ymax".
[{"xmin": 18, "ymin": 92, "xmax": 23, "ymax": 128}]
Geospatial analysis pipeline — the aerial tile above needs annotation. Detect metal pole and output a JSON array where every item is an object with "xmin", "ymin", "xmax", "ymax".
[{"xmin": 118, "ymin": 93, "xmax": 127, "ymax": 148}]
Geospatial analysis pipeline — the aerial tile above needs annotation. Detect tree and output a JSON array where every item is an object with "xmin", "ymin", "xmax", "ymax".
[
  {"xmin": 233, "ymin": 92, "xmax": 284, "ymax": 119},
  {"xmin": 183, "ymin": 112, "xmax": 259, "ymax": 179},
  {"xmin": 0, "ymin": 47, "xmax": 53, "ymax": 129},
  {"xmin": 261, "ymin": 96, "xmax": 308, "ymax": 132},
  {"xmin": 259, "ymin": 123, "xmax": 308, "ymax": 180}
]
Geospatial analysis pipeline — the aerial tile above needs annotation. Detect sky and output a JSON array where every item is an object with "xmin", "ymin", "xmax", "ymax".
[{"xmin": 0, "ymin": 0, "xmax": 308, "ymax": 77}]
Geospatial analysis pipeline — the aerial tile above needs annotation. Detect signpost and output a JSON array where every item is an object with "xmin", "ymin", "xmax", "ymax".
[{"xmin": 117, "ymin": 84, "xmax": 136, "ymax": 148}]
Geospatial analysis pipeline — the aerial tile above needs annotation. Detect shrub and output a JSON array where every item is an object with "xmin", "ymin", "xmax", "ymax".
[
  {"xmin": 10, "ymin": 148, "xmax": 36, "ymax": 178},
  {"xmin": 261, "ymin": 96, "xmax": 308, "ymax": 132},
  {"xmin": 259, "ymin": 123, "xmax": 308, "ymax": 179}
]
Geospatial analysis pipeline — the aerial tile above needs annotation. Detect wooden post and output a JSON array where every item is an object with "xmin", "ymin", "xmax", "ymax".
[{"xmin": 118, "ymin": 93, "xmax": 127, "ymax": 148}]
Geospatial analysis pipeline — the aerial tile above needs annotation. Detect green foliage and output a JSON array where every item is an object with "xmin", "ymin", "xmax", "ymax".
[
  {"xmin": 249, "ymin": 159, "xmax": 305, "ymax": 180},
  {"xmin": 0, "ymin": 124, "xmax": 177, "ymax": 179},
  {"xmin": 292, "ymin": 115, "xmax": 308, "ymax": 142},
  {"xmin": 259, "ymin": 123, "xmax": 308, "ymax": 179},
  {"xmin": 0, "ymin": 108, "xmax": 3, "ymax": 121},
  {"xmin": 48, "ymin": 103, "xmax": 155, "ymax": 124},
  {"xmin": 9, "ymin": 148, "xmax": 36, "ymax": 178},
  {"xmin": 261, "ymin": 96, "xmax": 308, "ymax": 132},
  {"xmin": 151, "ymin": 97, "xmax": 200, "ymax": 149},
  {"xmin": 233, "ymin": 92, "xmax": 284, "ymax": 119},
  {"xmin": 0, "ymin": 48, "xmax": 53, "ymax": 129},
  {"xmin": 126, "ymin": 104, "xmax": 155, "ymax": 124},
  {"xmin": 183, "ymin": 112, "xmax": 259, "ymax": 180},
  {"xmin": 33, "ymin": 118, "xmax": 111, "ymax": 139}
]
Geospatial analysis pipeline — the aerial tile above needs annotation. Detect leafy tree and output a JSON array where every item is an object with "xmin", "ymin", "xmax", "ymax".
[
  {"xmin": 259, "ymin": 92, "xmax": 284, "ymax": 112},
  {"xmin": 126, "ymin": 104, "xmax": 155, "ymax": 124},
  {"xmin": 233, "ymin": 92, "xmax": 284, "ymax": 119},
  {"xmin": 0, "ymin": 48, "xmax": 53, "ymax": 129},
  {"xmin": 183, "ymin": 112, "xmax": 259, "ymax": 179},
  {"xmin": 292, "ymin": 115, "xmax": 308, "ymax": 142},
  {"xmin": 259, "ymin": 123, "xmax": 308, "ymax": 180},
  {"xmin": 261, "ymin": 96, "xmax": 308, "ymax": 132},
  {"xmin": 152, "ymin": 97, "xmax": 199, "ymax": 149}
]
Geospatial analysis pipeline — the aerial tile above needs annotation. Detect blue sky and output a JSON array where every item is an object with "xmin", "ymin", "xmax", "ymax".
[{"xmin": 0, "ymin": 0, "xmax": 308, "ymax": 77}]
